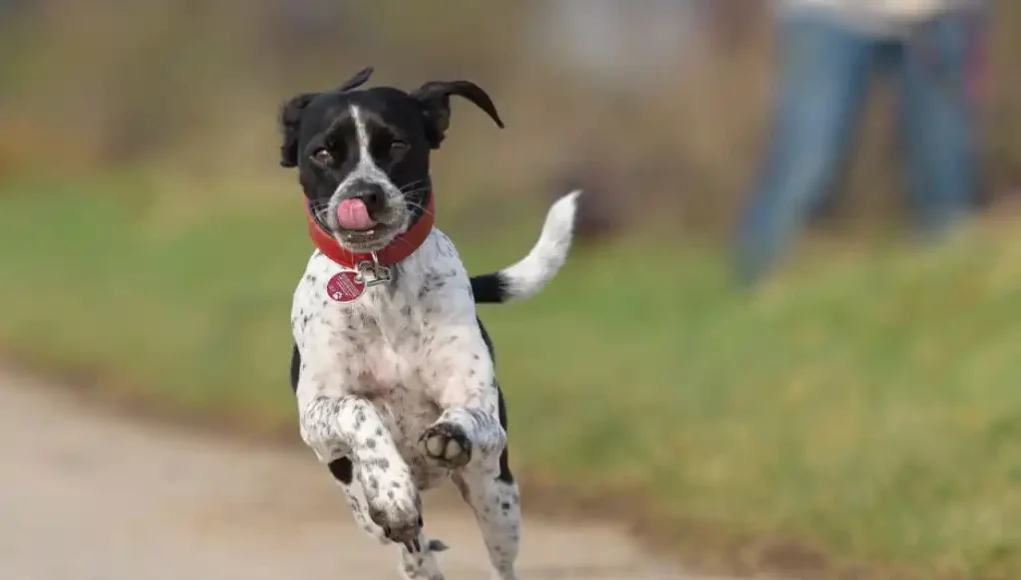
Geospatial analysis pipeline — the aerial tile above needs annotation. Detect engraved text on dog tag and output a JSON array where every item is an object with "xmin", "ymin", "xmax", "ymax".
[{"xmin": 326, "ymin": 271, "xmax": 366, "ymax": 303}]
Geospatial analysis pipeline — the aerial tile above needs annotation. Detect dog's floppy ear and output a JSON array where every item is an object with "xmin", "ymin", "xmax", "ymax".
[
  {"xmin": 279, "ymin": 92, "xmax": 318, "ymax": 168},
  {"xmin": 412, "ymin": 80, "xmax": 504, "ymax": 149}
]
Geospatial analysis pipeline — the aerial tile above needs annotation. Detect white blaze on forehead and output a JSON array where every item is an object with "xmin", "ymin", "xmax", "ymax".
[
  {"xmin": 350, "ymin": 104, "xmax": 372, "ymax": 170},
  {"xmin": 331, "ymin": 105, "xmax": 398, "ymax": 200}
]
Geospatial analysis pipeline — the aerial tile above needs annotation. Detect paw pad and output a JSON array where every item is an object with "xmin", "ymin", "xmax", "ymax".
[{"xmin": 420, "ymin": 422, "xmax": 472, "ymax": 468}]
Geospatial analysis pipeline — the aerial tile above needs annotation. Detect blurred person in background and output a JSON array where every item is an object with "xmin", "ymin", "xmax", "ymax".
[{"xmin": 735, "ymin": 0, "xmax": 987, "ymax": 285}]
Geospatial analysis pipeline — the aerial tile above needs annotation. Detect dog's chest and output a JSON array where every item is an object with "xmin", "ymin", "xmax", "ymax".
[
  {"xmin": 322, "ymin": 301, "xmax": 450, "ymax": 488},
  {"xmin": 358, "ymin": 380, "xmax": 447, "ymax": 488},
  {"xmin": 292, "ymin": 251, "xmax": 462, "ymax": 488}
]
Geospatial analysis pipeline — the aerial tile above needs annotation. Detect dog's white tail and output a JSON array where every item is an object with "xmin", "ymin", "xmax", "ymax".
[{"xmin": 470, "ymin": 190, "xmax": 581, "ymax": 304}]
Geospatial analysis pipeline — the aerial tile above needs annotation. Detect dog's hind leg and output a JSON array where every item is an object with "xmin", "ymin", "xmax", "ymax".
[
  {"xmin": 454, "ymin": 465, "xmax": 521, "ymax": 580},
  {"xmin": 328, "ymin": 458, "xmax": 447, "ymax": 579},
  {"xmin": 451, "ymin": 385, "xmax": 520, "ymax": 580}
]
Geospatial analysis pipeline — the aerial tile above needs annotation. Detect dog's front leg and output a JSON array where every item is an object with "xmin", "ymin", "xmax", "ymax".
[
  {"xmin": 418, "ymin": 316, "xmax": 518, "ymax": 579},
  {"xmin": 419, "ymin": 320, "xmax": 506, "ymax": 472},
  {"xmin": 327, "ymin": 459, "xmax": 448, "ymax": 580},
  {"xmin": 299, "ymin": 391, "xmax": 421, "ymax": 546}
]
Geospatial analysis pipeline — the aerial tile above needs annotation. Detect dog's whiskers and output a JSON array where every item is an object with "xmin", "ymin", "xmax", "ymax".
[
  {"xmin": 401, "ymin": 187, "xmax": 431, "ymax": 199},
  {"xmin": 307, "ymin": 201, "xmax": 331, "ymax": 222},
  {"xmin": 405, "ymin": 199, "xmax": 435, "ymax": 219},
  {"xmin": 399, "ymin": 180, "xmax": 428, "ymax": 194}
]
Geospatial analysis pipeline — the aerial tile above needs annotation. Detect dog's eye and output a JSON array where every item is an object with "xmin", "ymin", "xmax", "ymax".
[{"xmin": 312, "ymin": 148, "xmax": 333, "ymax": 165}]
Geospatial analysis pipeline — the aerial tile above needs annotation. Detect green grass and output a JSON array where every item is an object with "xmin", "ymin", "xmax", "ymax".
[{"xmin": 2, "ymin": 174, "xmax": 1021, "ymax": 580}]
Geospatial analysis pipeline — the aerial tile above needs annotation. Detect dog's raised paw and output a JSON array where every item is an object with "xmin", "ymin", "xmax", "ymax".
[{"xmin": 420, "ymin": 422, "xmax": 472, "ymax": 468}]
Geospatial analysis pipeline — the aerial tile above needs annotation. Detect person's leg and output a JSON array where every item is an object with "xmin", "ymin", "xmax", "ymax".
[
  {"xmin": 897, "ymin": 10, "xmax": 982, "ymax": 235},
  {"xmin": 735, "ymin": 13, "xmax": 874, "ymax": 285}
]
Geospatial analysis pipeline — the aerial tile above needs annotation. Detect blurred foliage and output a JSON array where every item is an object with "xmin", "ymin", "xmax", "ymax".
[{"xmin": 1, "ymin": 0, "xmax": 1018, "ymax": 235}]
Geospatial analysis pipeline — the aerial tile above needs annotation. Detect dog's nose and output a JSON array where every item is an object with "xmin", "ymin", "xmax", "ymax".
[{"xmin": 352, "ymin": 181, "xmax": 387, "ymax": 214}]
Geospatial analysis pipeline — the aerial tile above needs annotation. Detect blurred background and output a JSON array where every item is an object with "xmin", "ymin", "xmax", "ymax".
[{"xmin": 1, "ymin": 1, "xmax": 1021, "ymax": 579}]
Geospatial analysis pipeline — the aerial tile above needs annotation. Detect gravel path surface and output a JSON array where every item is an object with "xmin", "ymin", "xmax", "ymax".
[{"xmin": 0, "ymin": 372, "xmax": 723, "ymax": 579}]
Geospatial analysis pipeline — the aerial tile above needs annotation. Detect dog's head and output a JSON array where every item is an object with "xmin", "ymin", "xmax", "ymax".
[{"xmin": 279, "ymin": 67, "xmax": 503, "ymax": 252}]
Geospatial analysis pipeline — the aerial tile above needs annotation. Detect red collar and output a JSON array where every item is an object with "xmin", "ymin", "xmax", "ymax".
[{"xmin": 304, "ymin": 195, "xmax": 435, "ymax": 268}]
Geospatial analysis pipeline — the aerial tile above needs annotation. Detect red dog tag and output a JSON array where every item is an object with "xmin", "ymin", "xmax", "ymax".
[{"xmin": 326, "ymin": 271, "xmax": 366, "ymax": 303}]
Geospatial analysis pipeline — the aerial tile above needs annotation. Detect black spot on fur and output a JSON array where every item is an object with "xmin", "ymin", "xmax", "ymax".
[
  {"xmin": 496, "ymin": 382, "xmax": 514, "ymax": 483},
  {"xmin": 289, "ymin": 343, "xmax": 301, "ymax": 393},
  {"xmin": 328, "ymin": 457, "xmax": 353, "ymax": 484},
  {"xmin": 475, "ymin": 318, "xmax": 511, "ymax": 482}
]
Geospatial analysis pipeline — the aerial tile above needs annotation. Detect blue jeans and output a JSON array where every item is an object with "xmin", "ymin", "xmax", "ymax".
[{"xmin": 736, "ymin": 10, "xmax": 982, "ymax": 285}]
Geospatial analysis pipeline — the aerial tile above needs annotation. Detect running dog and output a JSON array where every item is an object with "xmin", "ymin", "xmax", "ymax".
[{"xmin": 283, "ymin": 67, "xmax": 580, "ymax": 580}]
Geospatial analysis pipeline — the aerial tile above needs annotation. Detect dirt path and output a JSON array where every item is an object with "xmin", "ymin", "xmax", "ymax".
[{"xmin": 0, "ymin": 372, "xmax": 714, "ymax": 580}]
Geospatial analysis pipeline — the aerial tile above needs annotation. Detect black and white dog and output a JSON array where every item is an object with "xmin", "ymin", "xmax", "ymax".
[{"xmin": 282, "ymin": 67, "xmax": 580, "ymax": 580}]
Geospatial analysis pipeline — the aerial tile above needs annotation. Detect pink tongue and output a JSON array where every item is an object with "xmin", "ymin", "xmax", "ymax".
[{"xmin": 336, "ymin": 198, "xmax": 377, "ymax": 231}]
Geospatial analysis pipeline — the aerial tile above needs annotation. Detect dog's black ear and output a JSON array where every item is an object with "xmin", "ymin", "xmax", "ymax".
[
  {"xmin": 279, "ymin": 92, "xmax": 318, "ymax": 168},
  {"xmin": 336, "ymin": 66, "xmax": 374, "ymax": 92},
  {"xmin": 412, "ymin": 80, "xmax": 504, "ymax": 149}
]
